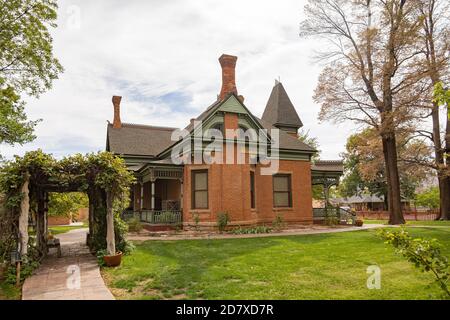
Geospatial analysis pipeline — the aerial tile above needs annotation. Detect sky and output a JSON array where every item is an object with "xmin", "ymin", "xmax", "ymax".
[{"xmin": 1, "ymin": 0, "xmax": 357, "ymax": 160}]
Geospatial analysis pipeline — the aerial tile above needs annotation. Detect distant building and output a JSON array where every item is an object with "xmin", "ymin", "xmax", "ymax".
[{"xmin": 330, "ymin": 195, "xmax": 412, "ymax": 211}]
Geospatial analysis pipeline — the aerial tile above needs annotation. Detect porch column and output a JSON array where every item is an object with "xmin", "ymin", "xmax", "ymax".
[
  {"xmin": 140, "ymin": 182, "xmax": 144, "ymax": 210},
  {"xmin": 151, "ymin": 180, "xmax": 155, "ymax": 210},
  {"xmin": 180, "ymin": 178, "xmax": 183, "ymax": 210}
]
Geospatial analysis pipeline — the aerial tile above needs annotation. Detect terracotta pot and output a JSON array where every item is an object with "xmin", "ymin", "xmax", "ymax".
[
  {"xmin": 355, "ymin": 220, "xmax": 364, "ymax": 227},
  {"xmin": 103, "ymin": 251, "xmax": 122, "ymax": 267}
]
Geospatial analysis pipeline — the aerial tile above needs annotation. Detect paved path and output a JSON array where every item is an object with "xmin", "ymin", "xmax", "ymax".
[
  {"xmin": 22, "ymin": 228, "xmax": 114, "ymax": 300},
  {"xmin": 128, "ymin": 224, "xmax": 386, "ymax": 241}
]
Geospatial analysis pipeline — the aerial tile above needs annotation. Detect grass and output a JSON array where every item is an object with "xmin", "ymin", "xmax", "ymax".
[
  {"xmin": 363, "ymin": 219, "xmax": 450, "ymax": 226},
  {"xmin": 48, "ymin": 222, "xmax": 88, "ymax": 235},
  {"xmin": 102, "ymin": 226, "xmax": 450, "ymax": 300}
]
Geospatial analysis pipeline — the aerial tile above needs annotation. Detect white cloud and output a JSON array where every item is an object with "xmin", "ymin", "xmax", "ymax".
[{"xmin": 3, "ymin": 0, "xmax": 355, "ymax": 160}]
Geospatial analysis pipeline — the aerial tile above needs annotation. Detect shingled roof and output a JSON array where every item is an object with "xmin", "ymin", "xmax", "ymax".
[
  {"xmin": 261, "ymin": 81, "xmax": 303, "ymax": 129},
  {"xmin": 256, "ymin": 117, "xmax": 316, "ymax": 152},
  {"xmin": 106, "ymin": 122, "xmax": 177, "ymax": 157},
  {"xmin": 311, "ymin": 160, "xmax": 344, "ymax": 172}
]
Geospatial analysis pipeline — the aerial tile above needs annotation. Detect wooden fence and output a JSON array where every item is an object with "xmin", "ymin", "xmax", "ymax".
[{"xmin": 357, "ymin": 210, "xmax": 439, "ymax": 221}]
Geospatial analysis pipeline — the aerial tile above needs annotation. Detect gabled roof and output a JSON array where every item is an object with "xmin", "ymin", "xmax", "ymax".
[
  {"xmin": 261, "ymin": 81, "xmax": 303, "ymax": 129},
  {"xmin": 106, "ymin": 122, "xmax": 177, "ymax": 157}
]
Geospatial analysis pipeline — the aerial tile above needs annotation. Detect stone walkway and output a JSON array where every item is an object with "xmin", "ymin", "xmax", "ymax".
[
  {"xmin": 22, "ymin": 228, "xmax": 114, "ymax": 300},
  {"xmin": 128, "ymin": 224, "xmax": 386, "ymax": 241}
]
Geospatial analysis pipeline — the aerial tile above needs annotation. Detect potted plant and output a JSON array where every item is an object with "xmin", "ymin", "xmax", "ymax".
[
  {"xmin": 103, "ymin": 251, "xmax": 123, "ymax": 267},
  {"xmin": 355, "ymin": 219, "xmax": 364, "ymax": 227}
]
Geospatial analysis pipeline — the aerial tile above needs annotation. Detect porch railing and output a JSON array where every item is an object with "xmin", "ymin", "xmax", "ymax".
[
  {"xmin": 122, "ymin": 210, "xmax": 182, "ymax": 225},
  {"xmin": 313, "ymin": 207, "xmax": 356, "ymax": 225}
]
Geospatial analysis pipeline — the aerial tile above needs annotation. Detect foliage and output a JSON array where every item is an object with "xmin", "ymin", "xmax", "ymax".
[
  {"xmin": 298, "ymin": 128, "xmax": 320, "ymax": 161},
  {"xmin": 324, "ymin": 214, "xmax": 339, "ymax": 227},
  {"xmin": 5, "ymin": 260, "xmax": 39, "ymax": 285},
  {"xmin": 338, "ymin": 128, "xmax": 430, "ymax": 200},
  {"xmin": 48, "ymin": 192, "xmax": 88, "ymax": 217},
  {"xmin": 216, "ymin": 211, "xmax": 230, "ymax": 233},
  {"xmin": 0, "ymin": 80, "xmax": 39, "ymax": 146},
  {"xmin": 378, "ymin": 228, "xmax": 450, "ymax": 298},
  {"xmin": 415, "ymin": 187, "xmax": 440, "ymax": 209},
  {"xmin": 0, "ymin": 0, "xmax": 63, "ymax": 151},
  {"xmin": 272, "ymin": 214, "xmax": 285, "ymax": 231},
  {"xmin": 230, "ymin": 226, "xmax": 272, "ymax": 235},
  {"xmin": 191, "ymin": 212, "xmax": 200, "ymax": 231},
  {"xmin": 0, "ymin": 150, "xmax": 136, "ymax": 263},
  {"xmin": 433, "ymin": 82, "xmax": 450, "ymax": 118},
  {"xmin": 127, "ymin": 217, "xmax": 143, "ymax": 233}
]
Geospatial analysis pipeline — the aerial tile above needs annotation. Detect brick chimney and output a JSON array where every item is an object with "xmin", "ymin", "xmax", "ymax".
[
  {"xmin": 112, "ymin": 95, "xmax": 122, "ymax": 128},
  {"xmin": 219, "ymin": 54, "xmax": 238, "ymax": 100}
]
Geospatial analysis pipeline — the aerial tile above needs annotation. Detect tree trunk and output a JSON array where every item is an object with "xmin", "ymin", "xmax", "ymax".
[
  {"xmin": 105, "ymin": 191, "xmax": 115, "ymax": 255},
  {"xmin": 382, "ymin": 134, "xmax": 405, "ymax": 224},
  {"xmin": 18, "ymin": 173, "xmax": 30, "ymax": 257},
  {"xmin": 442, "ymin": 111, "xmax": 450, "ymax": 220}
]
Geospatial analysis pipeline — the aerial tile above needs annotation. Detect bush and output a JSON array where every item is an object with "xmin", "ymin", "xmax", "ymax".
[
  {"xmin": 378, "ymin": 228, "xmax": 450, "ymax": 298},
  {"xmin": 230, "ymin": 226, "xmax": 272, "ymax": 235},
  {"xmin": 127, "ymin": 217, "xmax": 143, "ymax": 233},
  {"xmin": 272, "ymin": 214, "xmax": 285, "ymax": 231},
  {"xmin": 191, "ymin": 212, "xmax": 200, "ymax": 231},
  {"xmin": 217, "ymin": 211, "xmax": 230, "ymax": 233}
]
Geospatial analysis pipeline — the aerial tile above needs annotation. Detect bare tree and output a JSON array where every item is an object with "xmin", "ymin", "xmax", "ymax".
[
  {"xmin": 300, "ymin": 0, "xmax": 431, "ymax": 224},
  {"xmin": 417, "ymin": 0, "xmax": 450, "ymax": 220}
]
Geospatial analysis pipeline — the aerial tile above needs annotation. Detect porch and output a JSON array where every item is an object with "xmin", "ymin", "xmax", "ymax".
[{"xmin": 124, "ymin": 164, "xmax": 184, "ymax": 225}]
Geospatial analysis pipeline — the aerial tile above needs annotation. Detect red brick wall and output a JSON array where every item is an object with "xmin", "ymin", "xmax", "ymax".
[{"xmin": 182, "ymin": 112, "xmax": 313, "ymax": 228}]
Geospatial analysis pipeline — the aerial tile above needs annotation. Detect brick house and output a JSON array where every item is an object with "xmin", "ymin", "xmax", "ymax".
[{"xmin": 106, "ymin": 54, "xmax": 343, "ymax": 229}]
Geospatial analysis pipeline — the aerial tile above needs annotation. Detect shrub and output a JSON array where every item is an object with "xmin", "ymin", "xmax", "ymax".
[
  {"xmin": 217, "ymin": 211, "xmax": 230, "ymax": 233},
  {"xmin": 378, "ymin": 228, "xmax": 450, "ymax": 298},
  {"xmin": 127, "ymin": 217, "xmax": 143, "ymax": 233},
  {"xmin": 272, "ymin": 214, "xmax": 285, "ymax": 231},
  {"xmin": 324, "ymin": 215, "xmax": 339, "ymax": 226},
  {"xmin": 230, "ymin": 226, "xmax": 272, "ymax": 235},
  {"xmin": 192, "ymin": 212, "xmax": 200, "ymax": 231}
]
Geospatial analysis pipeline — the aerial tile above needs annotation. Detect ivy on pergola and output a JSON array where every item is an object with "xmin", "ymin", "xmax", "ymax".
[{"xmin": 0, "ymin": 150, "xmax": 135, "ymax": 260}]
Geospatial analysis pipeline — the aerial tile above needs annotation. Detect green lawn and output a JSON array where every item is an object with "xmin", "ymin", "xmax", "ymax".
[
  {"xmin": 363, "ymin": 219, "xmax": 450, "ymax": 226},
  {"xmin": 102, "ymin": 226, "xmax": 450, "ymax": 300},
  {"xmin": 48, "ymin": 223, "xmax": 88, "ymax": 235}
]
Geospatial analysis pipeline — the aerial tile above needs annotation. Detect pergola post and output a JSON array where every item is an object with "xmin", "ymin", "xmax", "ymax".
[
  {"xmin": 18, "ymin": 172, "xmax": 30, "ymax": 257},
  {"xmin": 105, "ymin": 191, "xmax": 116, "ymax": 255}
]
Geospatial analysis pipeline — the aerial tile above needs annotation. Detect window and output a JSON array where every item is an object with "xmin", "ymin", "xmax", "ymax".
[
  {"xmin": 192, "ymin": 170, "xmax": 208, "ymax": 209},
  {"xmin": 250, "ymin": 171, "xmax": 255, "ymax": 209},
  {"xmin": 273, "ymin": 174, "xmax": 292, "ymax": 207}
]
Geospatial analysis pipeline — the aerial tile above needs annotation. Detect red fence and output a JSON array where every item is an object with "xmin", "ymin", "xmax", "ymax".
[{"xmin": 357, "ymin": 210, "xmax": 439, "ymax": 221}]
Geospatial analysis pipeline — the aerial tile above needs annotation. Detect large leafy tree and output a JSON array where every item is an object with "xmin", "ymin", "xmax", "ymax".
[
  {"xmin": 339, "ymin": 128, "xmax": 431, "ymax": 203},
  {"xmin": 0, "ymin": 0, "xmax": 63, "ymax": 150}
]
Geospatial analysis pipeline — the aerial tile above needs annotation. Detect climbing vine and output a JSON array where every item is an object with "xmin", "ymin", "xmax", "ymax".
[{"xmin": 0, "ymin": 150, "xmax": 135, "ymax": 264}]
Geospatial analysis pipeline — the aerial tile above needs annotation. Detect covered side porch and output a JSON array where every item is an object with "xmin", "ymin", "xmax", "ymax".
[
  {"xmin": 311, "ymin": 161, "xmax": 354, "ymax": 224},
  {"xmin": 124, "ymin": 163, "xmax": 184, "ymax": 225}
]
